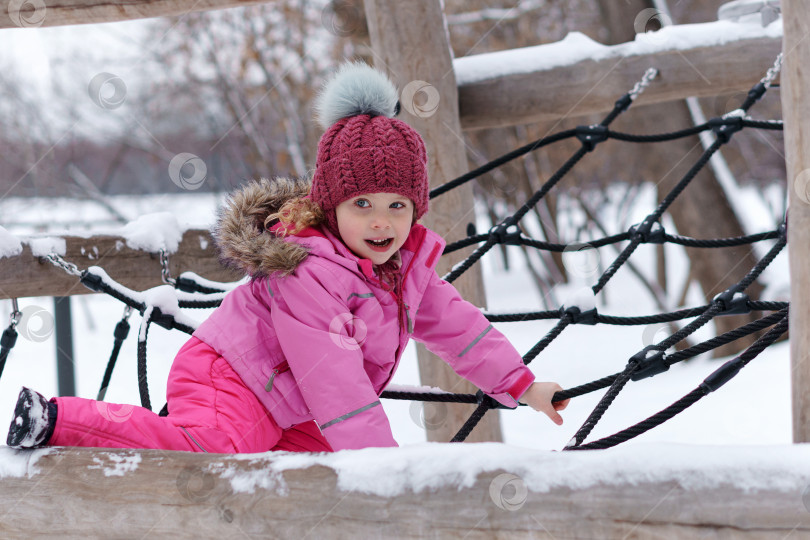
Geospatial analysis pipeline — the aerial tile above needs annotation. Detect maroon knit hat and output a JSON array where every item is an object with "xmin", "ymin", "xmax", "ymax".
[{"xmin": 311, "ymin": 62, "xmax": 429, "ymax": 234}]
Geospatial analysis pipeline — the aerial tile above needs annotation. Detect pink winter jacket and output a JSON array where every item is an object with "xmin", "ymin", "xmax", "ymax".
[{"xmin": 194, "ymin": 178, "xmax": 535, "ymax": 451}]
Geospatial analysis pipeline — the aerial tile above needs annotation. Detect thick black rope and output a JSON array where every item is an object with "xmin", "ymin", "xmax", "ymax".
[
  {"xmin": 449, "ymin": 166, "xmax": 784, "ymax": 441},
  {"xmin": 450, "ymin": 400, "xmax": 491, "ymax": 443},
  {"xmin": 442, "ymin": 87, "xmax": 642, "ymax": 286},
  {"xmin": 429, "ymin": 117, "xmax": 782, "ymax": 204},
  {"xmin": 664, "ymin": 307, "xmax": 788, "ymax": 366},
  {"xmin": 446, "ymin": 312, "xmax": 575, "ymax": 442},
  {"xmin": 554, "ymin": 307, "xmax": 788, "ymax": 402},
  {"xmin": 384, "ymin": 307, "xmax": 787, "ymax": 407},
  {"xmin": 562, "ymin": 234, "xmax": 786, "ymax": 448},
  {"xmin": 522, "ymin": 315, "xmax": 573, "ymax": 365},
  {"xmin": 443, "ymin": 146, "xmax": 592, "ymax": 284},
  {"xmin": 173, "ymin": 275, "xmax": 230, "ymax": 295},
  {"xmin": 137, "ymin": 311, "xmax": 153, "ymax": 411},
  {"xmin": 741, "ymin": 119, "xmax": 783, "ymax": 130},
  {"xmin": 444, "ymin": 227, "xmax": 779, "ymax": 256},
  {"xmin": 97, "ymin": 316, "xmax": 131, "ymax": 401},
  {"xmin": 429, "ymin": 129, "xmax": 579, "ymax": 198},
  {"xmin": 82, "ymin": 268, "xmax": 218, "ymax": 319},
  {"xmin": 0, "ymin": 325, "xmax": 18, "ymax": 381},
  {"xmin": 483, "ymin": 300, "xmax": 786, "ymax": 325},
  {"xmin": 380, "ymin": 390, "xmax": 477, "ymax": 403},
  {"xmin": 592, "ymin": 139, "xmax": 725, "ymax": 296},
  {"xmin": 178, "ymin": 298, "xmax": 224, "ymax": 309},
  {"xmin": 565, "ymin": 361, "xmax": 637, "ymax": 448},
  {"xmin": 663, "ymin": 230, "xmax": 780, "ymax": 248},
  {"xmin": 568, "ymin": 310, "xmax": 789, "ymax": 450}
]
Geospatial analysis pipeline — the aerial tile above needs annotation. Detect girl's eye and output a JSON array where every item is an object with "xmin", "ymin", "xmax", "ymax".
[
  {"xmin": 390, "ymin": 202, "xmax": 407, "ymax": 209},
  {"xmin": 355, "ymin": 199, "xmax": 370, "ymax": 208}
]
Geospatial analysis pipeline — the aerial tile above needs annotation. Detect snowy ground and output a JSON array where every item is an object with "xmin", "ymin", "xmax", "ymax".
[{"xmin": 0, "ymin": 187, "xmax": 792, "ymax": 453}]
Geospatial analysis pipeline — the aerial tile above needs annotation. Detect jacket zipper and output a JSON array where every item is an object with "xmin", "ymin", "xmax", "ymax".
[
  {"xmin": 400, "ymin": 226, "xmax": 427, "ymax": 286},
  {"xmin": 265, "ymin": 360, "xmax": 290, "ymax": 392}
]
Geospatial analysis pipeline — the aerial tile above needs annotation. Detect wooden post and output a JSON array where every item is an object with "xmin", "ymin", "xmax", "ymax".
[
  {"xmin": 363, "ymin": 0, "xmax": 502, "ymax": 443},
  {"xmin": 782, "ymin": 0, "xmax": 810, "ymax": 443}
]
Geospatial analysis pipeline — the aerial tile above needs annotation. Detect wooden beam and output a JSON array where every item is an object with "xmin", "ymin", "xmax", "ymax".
[
  {"xmin": 1, "ymin": 445, "xmax": 809, "ymax": 537},
  {"xmin": 456, "ymin": 35, "xmax": 782, "ymax": 130},
  {"xmin": 0, "ymin": 0, "xmax": 270, "ymax": 29},
  {"xmin": 0, "ymin": 230, "xmax": 243, "ymax": 300},
  {"xmin": 364, "ymin": 0, "xmax": 502, "ymax": 443},
  {"xmin": 781, "ymin": 0, "xmax": 810, "ymax": 443}
]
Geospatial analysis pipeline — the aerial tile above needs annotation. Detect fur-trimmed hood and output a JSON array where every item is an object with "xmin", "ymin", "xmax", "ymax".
[{"xmin": 213, "ymin": 176, "xmax": 312, "ymax": 278}]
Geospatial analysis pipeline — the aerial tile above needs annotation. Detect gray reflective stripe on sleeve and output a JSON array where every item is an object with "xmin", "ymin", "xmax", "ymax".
[
  {"xmin": 457, "ymin": 324, "xmax": 493, "ymax": 357},
  {"xmin": 181, "ymin": 427, "xmax": 208, "ymax": 453},
  {"xmin": 267, "ymin": 284, "xmax": 274, "ymax": 297},
  {"xmin": 347, "ymin": 292, "xmax": 375, "ymax": 301},
  {"xmin": 320, "ymin": 400, "xmax": 382, "ymax": 430}
]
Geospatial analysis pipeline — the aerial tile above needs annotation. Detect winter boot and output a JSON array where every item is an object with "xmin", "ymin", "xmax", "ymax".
[{"xmin": 6, "ymin": 387, "xmax": 56, "ymax": 448}]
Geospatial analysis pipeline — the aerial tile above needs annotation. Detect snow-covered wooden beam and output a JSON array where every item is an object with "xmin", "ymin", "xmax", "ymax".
[
  {"xmin": 1, "ymin": 444, "xmax": 809, "ymax": 537},
  {"xmin": 0, "ymin": 0, "xmax": 269, "ymax": 29},
  {"xmin": 0, "ymin": 229, "xmax": 242, "ymax": 300},
  {"xmin": 455, "ymin": 22, "xmax": 783, "ymax": 130}
]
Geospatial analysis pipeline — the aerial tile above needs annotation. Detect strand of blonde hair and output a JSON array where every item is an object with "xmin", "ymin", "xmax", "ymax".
[{"xmin": 266, "ymin": 197, "xmax": 325, "ymax": 235}]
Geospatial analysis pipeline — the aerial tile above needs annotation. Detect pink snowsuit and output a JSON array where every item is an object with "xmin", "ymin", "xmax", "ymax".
[{"xmin": 49, "ymin": 178, "xmax": 535, "ymax": 453}]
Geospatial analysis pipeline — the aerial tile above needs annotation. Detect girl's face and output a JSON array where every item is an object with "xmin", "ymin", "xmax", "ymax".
[{"xmin": 335, "ymin": 192, "xmax": 414, "ymax": 265}]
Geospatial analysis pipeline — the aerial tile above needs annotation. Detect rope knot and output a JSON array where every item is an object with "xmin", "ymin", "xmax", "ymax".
[
  {"xmin": 629, "ymin": 218, "xmax": 665, "ymax": 244},
  {"xmin": 713, "ymin": 287, "xmax": 751, "ymax": 316},
  {"xmin": 475, "ymin": 389, "xmax": 510, "ymax": 410},
  {"xmin": 489, "ymin": 222, "xmax": 522, "ymax": 245},
  {"xmin": 709, "ymin": 116, "xmax": 744, "ymax": 143},
  {"xmin": 629, "ymin": 346, "xmax": 668, "ymax": 381},
  {"xmin": 561, "ymin": 305, "xmax": 598, "ymax": 325},
  {"xmin": 575, "ymin": 124, "xmax": 608, "ymax": 152}
]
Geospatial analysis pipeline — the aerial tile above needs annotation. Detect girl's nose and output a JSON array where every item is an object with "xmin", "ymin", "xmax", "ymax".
[{"xmin": 371, "ymin": 214, "xmax": 391, "ymax": 229}]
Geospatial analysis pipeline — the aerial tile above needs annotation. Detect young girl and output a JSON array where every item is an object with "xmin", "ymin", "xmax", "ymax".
[{"xmin": 7, "ymin": 62, "xmax": 568, "ymax": 453}]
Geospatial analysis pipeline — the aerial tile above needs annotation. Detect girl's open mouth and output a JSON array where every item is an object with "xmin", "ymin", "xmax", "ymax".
[{"xmin": 365, "ymin": 238, "xmax": 393, "ymax": 251}]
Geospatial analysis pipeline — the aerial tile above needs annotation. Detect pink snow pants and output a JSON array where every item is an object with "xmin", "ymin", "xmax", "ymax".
[{"xmin": 49, "ymin": 337, "xmax": 333, "ymax": 454}]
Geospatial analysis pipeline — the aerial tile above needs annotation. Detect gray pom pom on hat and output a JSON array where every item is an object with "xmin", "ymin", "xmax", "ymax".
[{"xmin": 314, "ymin": 61, "xmax": 400, "ymax": 130}]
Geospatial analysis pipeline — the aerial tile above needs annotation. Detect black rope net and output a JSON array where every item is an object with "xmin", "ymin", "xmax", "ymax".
[{"xmin": 2, "ymin": 58, "xmax": 790, "ymax": 450}]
